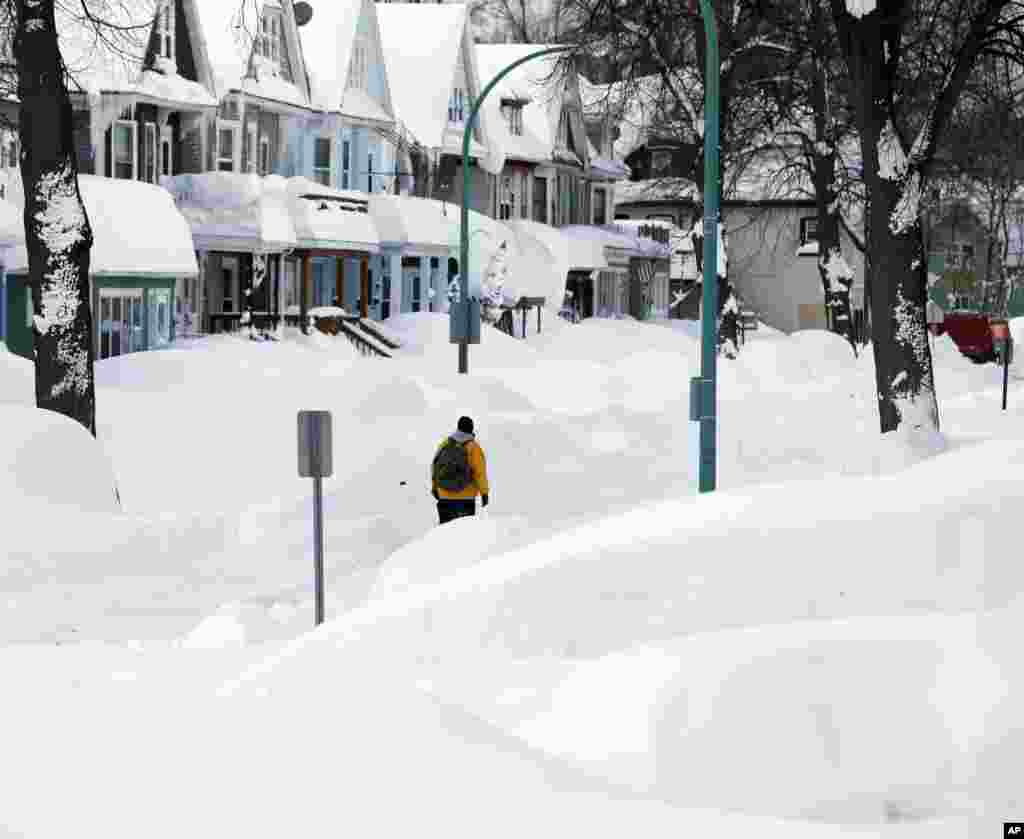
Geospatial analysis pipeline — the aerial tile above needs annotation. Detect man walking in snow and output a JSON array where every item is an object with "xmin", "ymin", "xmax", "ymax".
[{"xmin": 431, "ymin": 416, "xmax": 489, "ymax": 525}]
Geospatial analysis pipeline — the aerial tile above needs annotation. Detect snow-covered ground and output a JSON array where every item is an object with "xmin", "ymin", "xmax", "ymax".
[{"xmin": 1, "ymin": 315, "xmax": 1022, "ymax": 837}]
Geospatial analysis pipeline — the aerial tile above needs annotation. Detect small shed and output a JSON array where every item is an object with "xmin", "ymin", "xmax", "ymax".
[{"xmin": 5, "ymin": 175, "xmax": 198, "ymax": 361}]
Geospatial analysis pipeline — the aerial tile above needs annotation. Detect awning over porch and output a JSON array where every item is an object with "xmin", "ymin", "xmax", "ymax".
[
  {"xmin": 286, "ymin": 177, "xmax": 380, "ymax": 254},
  {"xmin": 507, "ymin": 219, "xmax": 608, "ymax": 272},
  {"xmin": 163, "ymin": 172, "xmax": 297, "ymax": 253},
  {"xmin": 561, "ymin": 224, "xmax": 671, "ymax": 263},
  {"xmin": 9, "ymin": 175, "xmax": 197, "ymax": 278}
]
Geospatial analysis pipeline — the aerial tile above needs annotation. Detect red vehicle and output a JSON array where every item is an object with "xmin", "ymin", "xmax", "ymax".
[{"xmin": 933, "ymin": 311, "xmax": 996, "ymax": 363}]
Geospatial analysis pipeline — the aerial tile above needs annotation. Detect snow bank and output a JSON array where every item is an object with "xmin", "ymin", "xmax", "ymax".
[
  {"xmin": 0, "ymin": 404, "xmax": 119, "ymax": 513},
  {"xmin": 0, "ymin": 349, "xmax": 34, "ymax": 405}
]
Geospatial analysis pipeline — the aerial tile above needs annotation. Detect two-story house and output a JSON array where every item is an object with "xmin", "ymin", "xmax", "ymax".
[
  {"xmin": 474, "ymin": 48, "xmax": 664, "ymax": 319},
  {"xmin": 376, "ymin": 2, "xmax": 503, "ymax": 214},
  {"xmin": 2, "ymin": 0, "xmax": 206, "ymax": 360}
]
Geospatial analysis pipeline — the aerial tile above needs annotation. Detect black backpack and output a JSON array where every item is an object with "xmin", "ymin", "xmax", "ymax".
[{"xmin": 433, "ymin": 438, "xmax": 473, "ymax": 492}]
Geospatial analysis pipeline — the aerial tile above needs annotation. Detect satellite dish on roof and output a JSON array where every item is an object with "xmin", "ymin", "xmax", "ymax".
[{"xmin": 294, "ymin": 2, "xmax": 313, "ymax": 26}]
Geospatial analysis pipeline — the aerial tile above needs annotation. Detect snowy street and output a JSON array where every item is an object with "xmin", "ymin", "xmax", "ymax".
[{"xmin": 2, "ymin": 315, "xmax": 1022, "ymax": 836}]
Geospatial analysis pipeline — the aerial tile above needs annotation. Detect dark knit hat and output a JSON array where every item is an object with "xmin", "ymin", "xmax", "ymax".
[{"xmin": 457, "ymin": 416, "xmax": 474, "ymax": 434}]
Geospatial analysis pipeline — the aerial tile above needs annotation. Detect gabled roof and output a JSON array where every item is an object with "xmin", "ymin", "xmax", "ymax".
[
  {"xmin": 297, "ymin": 0, "xmax": 393, "ymax": 120},
  {"xmin": 195, "ymin": 0, "xmax": 310, "ymax": 109},
  {"xmin": 376, "ymin": 4, "xmax": 487, "ymax": 153},
  {"xmin": 476, "ymin": 44, "xmax": 590, "ymax": 170},
  {"xmin": 56, "ymin": 0, "xmax": 217, "ymax": 107}
]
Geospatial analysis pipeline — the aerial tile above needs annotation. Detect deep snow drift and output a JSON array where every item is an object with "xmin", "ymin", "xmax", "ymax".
[{"xmin": 1, "ymin": 315, "xmax": 1022, "ymax": 836}]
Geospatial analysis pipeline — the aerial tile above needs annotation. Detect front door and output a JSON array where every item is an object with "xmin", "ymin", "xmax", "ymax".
[{"xmin": 98, "ymin": 288, "xmax": 145, "ymax": 359}]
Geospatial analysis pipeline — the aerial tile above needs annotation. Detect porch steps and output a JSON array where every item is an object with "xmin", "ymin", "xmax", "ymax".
[
  {"xmin": 336, "ymin": 319, "xmax": 392, "ymax": 358},
  {"xmin": 354, "ymin": 319, "xmax": 403, "ymax": 350}
]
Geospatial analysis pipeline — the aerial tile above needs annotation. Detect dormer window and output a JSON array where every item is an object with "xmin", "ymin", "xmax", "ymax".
[
  {"xmin": 448, "ymin": 88, "xmax": 465, "ymax": 124},
  {"xmin": 348, "ymin": 38, "xmax": 368, "ymax": 91},
  {"xmin": 157, "ymin": 1, "xmax": 174, "ymax": 62},
  {"xmin": 259, "ymin": 10, "xmax": 281, "ymax": 63},
  {"xmin": 500, "ymin": 99, "xmax": 524, "ymax": 136}
]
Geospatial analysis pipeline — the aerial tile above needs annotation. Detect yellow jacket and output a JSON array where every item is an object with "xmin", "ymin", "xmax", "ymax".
[{"xmin": 432, "ymin": 432, "xmax": 489, "ymax": 500}]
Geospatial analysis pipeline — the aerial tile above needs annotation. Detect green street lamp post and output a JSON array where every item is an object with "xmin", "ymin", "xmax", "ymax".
[
  {"xmin": 453, "ymin": 45, "xmax": 572, "ymax": 374},
  {"xmin": 691, "ymin": 0, "xmax": 721, "ymax": 493}
]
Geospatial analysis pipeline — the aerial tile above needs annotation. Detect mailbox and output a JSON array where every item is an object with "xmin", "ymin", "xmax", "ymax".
[{"xmin": 990, "ymin": 319, "xmax": 1013, "ymax": 364}]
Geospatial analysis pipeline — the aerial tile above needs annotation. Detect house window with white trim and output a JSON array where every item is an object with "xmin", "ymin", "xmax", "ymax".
[
  {"xmin": 313, "ymin": 137, "xmax": 332, "ymax": 186},
  {"xmin": 216, "ymin": 120, "xmax": 240, "ymax": 172},
  {"xmin": 368, "ymin": 152, "xmax": 374, "ymax": 192},
  {"xmin": 348, "ymin": 38, "xmax": 368, "ymax": 91},
  {"xmin": 246, "ymin": 123, "xmax": 257, "ymax": 173},
  {"xmin": 112, "ymin": 120, "xmax": 137, "ymax": 179},
  {"xmin": 160, "ymin": 126, "xmax": 172, "ymax": 176},
  {"xmin": 341, "ymin": 139, "xmax": 351, "ymax": 189},
  {"xmin": 501, "ymin": 101, "xmax": 523, "ymax": 136},
  {"xmin": 144, "ymin": 123, "xmax": 157, "ymax": 183},
  {"xmin": 448, "ymin": 88, "xmax": 464, "ymax": 123},
  {"xmin": 499, "ymin": 175, "xmax": 516, "ymax": 220},
  {"xmin": 157, "ymin": 1, "xmax": 174, "ymax": 61}
]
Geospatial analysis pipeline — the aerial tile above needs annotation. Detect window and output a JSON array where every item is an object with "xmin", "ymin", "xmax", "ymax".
[
  {"xmin": 216, "ymin": 121, "xmax": 239, "ymax": 172},
  {"xmin": 348, "ymin": 39, "xmax": 368, "ymax": 91},
  {"xmin": 556, "ymin": 111, "xmax": 569, "ymax": 147},
  {"xmin": 160, "ymin": 127, "xmax": 172, "ymax": 176},
  {"xmin": 112, "ymin": 120, "xmax": 137, "ymax": 179},
  {"xmin": 246, "ymin": 124, "xmax": 257, "ymax": 173},
  {"xmin": 341, "ymin": 140, "xmax": 351, "ymax": 189},
  {"xmin": 501, "ymin": 102, "xmax": 523, "ymax": 136},
  {"xmin": 259, "ymin": 136, "xmax": 270, "ymax": 175},
  {"xmin": 367, "ymin": 153, "xmax": 374, "ymax": 192},
  {"xmin": 144, "ymin": 123, "xmax": 157, "ymax": 183},
  {"xmin": 313, "ymin": 137, "xmax": 331, "ymax": 185},
  {"xmin": 593, "ymin": 187, "xmax": 607, "ymax": 225},
  {"xmin": 532, "ymin": 176, "xmax": 547, "ymax": 223},
  {"xmin": 799, "ymin": 216, "xmax": 819, "ymax": 245},
  {"xmin": 499, "ymin": 175, "xmax": 515, "ymax": 221},
  {"xmin": 520, "ymin": 172, "xmax": 528, "ymax": 219},
  {"xmin": 157, "ymin": 1, "xmax": 174, "ymax": 61},
  {"xmin": 448, "ymin": 88, "xmax": 464, "ymax": 123},
  {"xmin": 259, "ymin": 12, "xmax": 279, "ymax": 60}
]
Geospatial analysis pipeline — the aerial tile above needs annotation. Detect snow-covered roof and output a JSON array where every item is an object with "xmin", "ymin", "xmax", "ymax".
[
  {"xmin": 58, "ymin": 0, "xmax": 217, "ymax": 107},
  {"xmin": 162, "ymin": 172, "xmax": 297, "ymax": 251},
  {"xmin": 340, "ymin": 87, "xmax": 392, "ymax": 125},
  {"xmin": 8, "ymin": 176, "xmax": 198, "ymax": 278},
  {"xmin": 196, "ymin": 0, "xmax": 308, "ymax": 107},
  {"xmin": 507, "ymin": 219, "xmax": 607, "ymax": 272},
  {"xmin": 287, "ymin": 177, "xmax": 380, "ymax": 253},
  {"xmin": 375, "ymin": 3, "xmax": 468, "ymax": 149},
  {"xmin": 370, "ymin": 194, "xmax": 458, "ymax": 250},
  {"xmin": 476, "ymin": 44, "xmax": 570, "ymax": 166},
  {"xmin": 561, "ymin": 224, "xmax": 670, "ymax": 261},
  {"xmin": 299, "ymin": 0, "xmax": 364, "ymax": 113}
]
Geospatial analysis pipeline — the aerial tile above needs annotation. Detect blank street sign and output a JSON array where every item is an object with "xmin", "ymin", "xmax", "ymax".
[{"xmin": 297, "ymin": 410, "xmax": 333, "ymax": 478}]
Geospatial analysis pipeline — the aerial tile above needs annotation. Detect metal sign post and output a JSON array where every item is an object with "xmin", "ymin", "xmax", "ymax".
[
  {"xmin": 687, "ymin": 0, "xmax": 721, "ymax": 493},
  {"xmin": 297, "ymin": 410, "xmax": 333, "ymax": 626},
  {"xmin": 991, "ymin": 320, "xmax": 1012, "ymax": 411},
  {"xmin": 456, "ymin": 44, "xmax": 571, "ymax": 374}
]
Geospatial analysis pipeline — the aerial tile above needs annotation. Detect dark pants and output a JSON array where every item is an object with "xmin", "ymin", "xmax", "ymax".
[{"xmin": 437, "ymin": 498, "xmax": 476, "ymax": 525}]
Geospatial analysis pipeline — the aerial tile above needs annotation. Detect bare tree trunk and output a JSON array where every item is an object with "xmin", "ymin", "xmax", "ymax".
[
  {"xmin": 867, "ymin": 174, "xmax": 938, "ymax": 433},
  {"xmin": 833, "ymin": 3, "xmax": 939, "ymax": 434},
  {"xmin": 810, "ymin": 1, "xmax": 855, "ymax": 351},
  {"xmin": 15, "ymin": 0, "xmax": 96, "ymax": 436}
]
